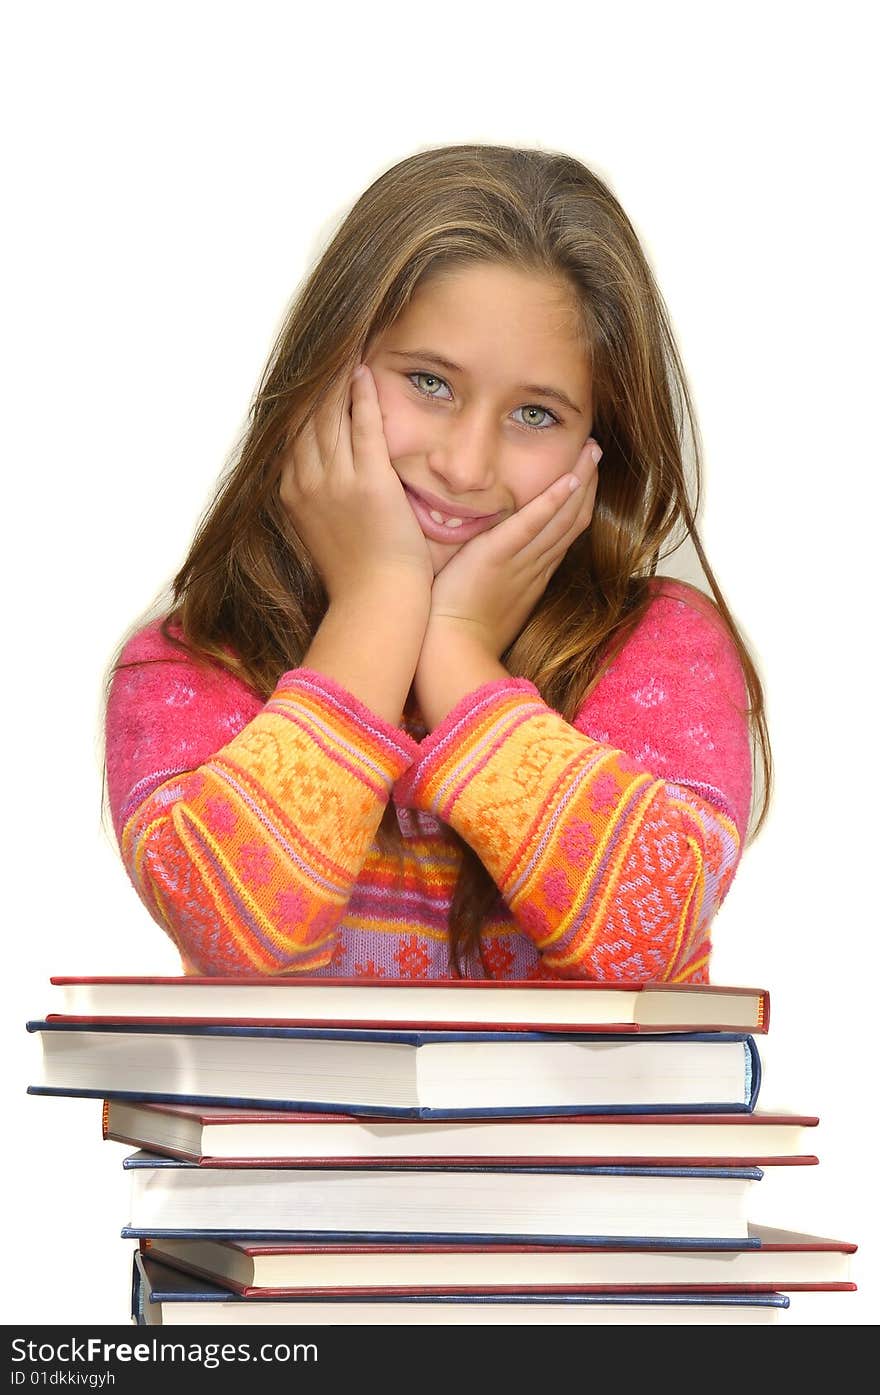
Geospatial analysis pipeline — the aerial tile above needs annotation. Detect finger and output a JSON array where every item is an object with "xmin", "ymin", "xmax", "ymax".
[
  {"xmin": 560, "ymin": 466, "xmax": 600, "ymax": 545},
  {"xmin": 545, "ymin": 462, "xmax": 600, "ymax": 555},
  {"xmin": 508, "ymin": 444, "xmax": 601, "ymax": 559},
  {"xmin": 280, "ymin": 412, "xmax": 315, "ymax": 497},
  {"xmin": 284, "ymin": 367, "xmax": 355, "ymax": 499},
  {"xmin": 348, "ymin": 364, "xmax": 391, "ymax": 480},
  {"xmin": 545, "ymin": 455, "xmax": 601, "ymax": 560},
  {"xmin": 526, "ymin": 477, "xmax": 590, "ymax": 561},
  {"xmin": 313, "ymin": 366, "xmax": 357, "ymax": 471},
  {"xmin": 559, "ymin": 443, "xmax": 601, "ymax": 514}
]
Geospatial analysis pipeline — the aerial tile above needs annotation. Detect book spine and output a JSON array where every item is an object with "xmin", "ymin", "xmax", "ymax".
[{"xmin": 746, "ymin": 1036, "xmax": 762, "ymax": 1111}]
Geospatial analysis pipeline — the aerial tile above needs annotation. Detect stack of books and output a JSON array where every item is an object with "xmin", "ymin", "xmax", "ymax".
[{"xmin": 26, "ymin": 976, "xmax": 857, "ymax": 1325}]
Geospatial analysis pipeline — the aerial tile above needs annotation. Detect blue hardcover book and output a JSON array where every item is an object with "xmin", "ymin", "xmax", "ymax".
[
  {"xmin": 26, "ymin": 1021, "xmax": 761, "ymax": 1118},
  {"xmin": 120, "ymin": 1151, "xmax": 763, "ymax": 1246},
  {"xmin": 132, "ymin": 1252, "xmax": 789, "ymax": 1325}
]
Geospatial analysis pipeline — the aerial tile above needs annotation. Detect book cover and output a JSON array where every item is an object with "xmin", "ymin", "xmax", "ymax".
[
  {"xmin": 102, "ymin": 1098, "xmax": 818, "ymax": 1166},
  {"xmin": 27, "ymin": 1023, "xmax": 762, "ymax": 1117},
  {"xmin": 139, "ymin": 1224, "xmax": 857, "ymax": 1296},
  {"xmin": 49, "ymin": 975, "xmax": 771, "ymax": 1033}
]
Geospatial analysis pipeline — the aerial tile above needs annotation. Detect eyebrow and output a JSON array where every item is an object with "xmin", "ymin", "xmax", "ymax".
[{"xmin": 385, "ymin": 348, "xmax": 583, "ymax": 415}]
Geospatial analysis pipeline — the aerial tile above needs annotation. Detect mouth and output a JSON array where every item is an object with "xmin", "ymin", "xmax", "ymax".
[{"xmin": 402, "ymin": 485, "xmax": 504, "ymax": 544}]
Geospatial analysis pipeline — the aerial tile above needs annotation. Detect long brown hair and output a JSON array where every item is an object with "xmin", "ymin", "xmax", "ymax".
[{"xmin": 108, "ymin": 143, "xmax": 772, "ymax": 975}]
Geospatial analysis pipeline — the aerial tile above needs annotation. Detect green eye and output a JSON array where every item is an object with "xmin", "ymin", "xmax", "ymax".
[
  {"xmin": 406, "ymin": 371, "xmax": 561, "ymax": 433},
  {"xmin": 411, "ymin": 372, "xmax": 449, "ymax": 398},
  {"xmin": 515, "ymin": 405, "xmax": 556, "ymax": 430}
]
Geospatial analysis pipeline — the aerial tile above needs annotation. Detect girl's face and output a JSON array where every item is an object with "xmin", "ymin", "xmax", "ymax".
[{"xmin": 365, "ymin": 262, "xmax": 594, "ymax": 574}]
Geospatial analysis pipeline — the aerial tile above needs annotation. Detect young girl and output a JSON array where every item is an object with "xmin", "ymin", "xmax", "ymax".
[{"xmin": 104, "ymin": 143, "xmax": 771, "ymax": 983}]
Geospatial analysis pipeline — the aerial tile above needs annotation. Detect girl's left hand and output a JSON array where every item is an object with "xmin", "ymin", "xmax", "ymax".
[{"xmin": 426, "ymin": 439, "xmax": 602, "ymax": 658}]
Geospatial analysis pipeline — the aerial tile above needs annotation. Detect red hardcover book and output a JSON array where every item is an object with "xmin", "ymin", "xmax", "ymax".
[
  {"xmin": 47, "ymin": 975, "xmax": 770, "ymax": 1034},
  {"xmin": 102, "ymin": 1099, "xmax": 818, "ymax": 1166},
  {"xmin": 138, "ymin": 1226, "xmax": 857, "ymax": 1297}
]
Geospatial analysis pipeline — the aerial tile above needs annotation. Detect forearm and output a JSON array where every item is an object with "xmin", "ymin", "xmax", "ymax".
[
  {"xmin": 399, "ymin": 679, "xmax": 743, "ymax": 982},
  {"xmin": 118, "ymin": 666, "xmax": 422, "ymax": 974},
  {"xmin": 414, "ymin": 624, "xmax": 509, "ymax": 732},
  {"xmin": 304, "ymin": 582, "xmax": 432, "ymax": 726},
  {"xmin": 107, "ymin": 616, "xmax": 424, "ymax": 976},
  {"xmin": 396, "ymin": 583, "xmax": 752, "ymax": 983}
]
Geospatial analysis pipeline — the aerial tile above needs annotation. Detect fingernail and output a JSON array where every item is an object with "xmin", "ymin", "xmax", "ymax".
[
  {"xmin": 589, "ymin": 444, "xmax": 603, "ymax": 466},
  {"xmin": 352, "ymin": 364, "xmax": 367, "ymax": 381}
]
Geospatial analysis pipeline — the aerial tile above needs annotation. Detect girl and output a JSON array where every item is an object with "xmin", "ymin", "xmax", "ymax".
[{"xmin": 104, "ymin": 143, "xmax": 771, "ymax": 982}]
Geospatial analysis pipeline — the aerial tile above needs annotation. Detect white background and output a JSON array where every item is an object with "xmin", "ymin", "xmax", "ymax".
[{"xmin": 3, "ymin": 0, "xmax": 877, "ymax": 1326}]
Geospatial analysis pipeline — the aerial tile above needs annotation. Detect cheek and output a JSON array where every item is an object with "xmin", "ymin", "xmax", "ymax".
[
  {"xmin": 507, "ymin": 452, "xmax": 575, "ymax": 512},
  {"xmin": 374, "ymin": 382, "xmax": 419, "ymax": 458}
]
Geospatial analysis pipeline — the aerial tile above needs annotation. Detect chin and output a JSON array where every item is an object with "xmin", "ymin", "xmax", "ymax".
[{"xmin": 428, "ymin": 539, "xmax": 462, "ymax": 574}]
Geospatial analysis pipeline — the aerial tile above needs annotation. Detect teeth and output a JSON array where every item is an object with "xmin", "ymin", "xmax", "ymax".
[{"xmin": 428, "ymin": 509, "xmax": 464, "ymax": 528}]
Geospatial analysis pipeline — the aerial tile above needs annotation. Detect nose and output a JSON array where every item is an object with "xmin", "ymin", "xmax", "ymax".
[{"xmin": 427, "ymin": 408, "xmax": 499, "ymax": 496}]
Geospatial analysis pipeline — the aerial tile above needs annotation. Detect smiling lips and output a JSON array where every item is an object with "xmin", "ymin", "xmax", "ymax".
[
  {"xmin": 403, "ymin": 485, "xmax": 503, "ymax": 543},
  {"xmin": 405, "ymin": 483, "xmax": 501, "ymax": 521}
]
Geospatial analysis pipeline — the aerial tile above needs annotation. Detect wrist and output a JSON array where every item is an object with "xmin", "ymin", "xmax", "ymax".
[
  {"xmin": 305, "ymin": 581, "xmax": 430, "ymax": 729},
  {"xmin": 330, "ymin": 576, "xmax": 432, "ymax": 620},
  {"xmin": 420, "ymin": 616, "xmax": 501, "ymax": 665},
  {"xmin": 415, "ymin": 625, "xmax": 509, "ymax": 731}
]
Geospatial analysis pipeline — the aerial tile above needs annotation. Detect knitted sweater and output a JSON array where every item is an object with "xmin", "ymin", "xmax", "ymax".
[{"xmin": 105, "ymin": 578, "xmax": 752, "ymax": 983}]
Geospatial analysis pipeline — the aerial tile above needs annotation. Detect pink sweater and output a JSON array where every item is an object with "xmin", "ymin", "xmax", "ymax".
[{"xmin": 105, "ymin": 579, "xmax": 752, "ymax": 982}]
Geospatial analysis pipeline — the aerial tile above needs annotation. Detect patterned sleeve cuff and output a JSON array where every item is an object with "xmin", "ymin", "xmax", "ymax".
[
  {"xmin": 274, "ymin": 667, "xmax": 422, "ymax": 789},
  {"xmin": 394, "ymin": 676, "xmax": 543, "ymax": 812}
]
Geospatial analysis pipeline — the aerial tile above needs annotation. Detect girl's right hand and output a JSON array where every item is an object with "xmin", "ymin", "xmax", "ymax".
[{"xmin": 279, "ymin": 363, "xmax": 434, "ymax": 606}]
